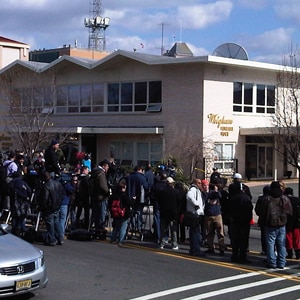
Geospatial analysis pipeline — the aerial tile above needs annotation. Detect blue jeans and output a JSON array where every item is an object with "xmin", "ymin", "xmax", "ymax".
[
  {"xmin": 59, "ymin": 205, "xmax": 68, "ymax": 239},
  {"xmin": 189, "ymin": 224, "xmax": 205, "ymax": 257},
  {"xmin": 111, "ymin": 218, "xmax": 129, "ymax": 244},
  {"xmin": 92, "ymin": 199, "xmax": 108, "ymax": 231},
  {"xmin": 44, "ymin": 210, "xmax": 62, "ymax": 245},
  {"xmin": 264, "ymin": 226, "xmax": 286, "ymax": 268},
  {"xmin": 69, "ymin": 206, "xmax": 77, "ymax": 230},
  {"xmin": 136, "ymin": 203, "xmax": 144, "ymax": 232}
]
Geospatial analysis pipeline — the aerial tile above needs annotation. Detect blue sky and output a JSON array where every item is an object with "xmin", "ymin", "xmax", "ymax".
[{"xmin": 1, "ymin": 0, "xmax": 299, "ymax": 64}]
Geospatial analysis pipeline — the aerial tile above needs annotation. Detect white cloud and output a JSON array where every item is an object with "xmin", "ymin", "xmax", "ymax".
[
  {"xmin": 236, "ymin": 0, "xmax": 269, "ymax": 9},
  {"xmin": 274, "ymin": 0, "xmax": 300, "ymax": 24},
  {"xmin": 246, "ymin": 28, "xmax": 294, "ymax": 52},
  {"xmin": 177, "ymin": 1, "xmax": 233, "ymax": 29},
  {"xmin": 4, "ymin": 0, "xmax": 48, "ymax": 8}
]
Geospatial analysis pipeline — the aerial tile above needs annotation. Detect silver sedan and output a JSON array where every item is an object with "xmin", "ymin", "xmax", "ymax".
[{"xmin": 0, "ymin": 224, "xmax": 48, "ymax": 298}]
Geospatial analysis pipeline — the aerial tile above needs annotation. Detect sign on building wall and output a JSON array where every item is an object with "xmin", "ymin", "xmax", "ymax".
[{"xmin": 207, "ymin": 113, "xmax": 233, "ymax": 136}]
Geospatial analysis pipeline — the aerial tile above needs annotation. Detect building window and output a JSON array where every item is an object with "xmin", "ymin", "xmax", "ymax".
[
  {"xmin": 108, "ymin": 81, "xmax": 162, "ymax": 113},
  {"xmin": 233, "ymin": 82, "xmax": 275, "ymax": 114},
  {"xmin": 213, "ymin": 143, "xmax": 235, "ymax": 172},
  {"xmin": 92, "ymin": 83, "xmax": 104, "ymax": 112},
  {"xmin": 18, "ymin": 81, "xmax": 161, "ymax": 114},
  {"xmin": 110, "ymin": 141, "xmax": 162, "ymax": 167}
]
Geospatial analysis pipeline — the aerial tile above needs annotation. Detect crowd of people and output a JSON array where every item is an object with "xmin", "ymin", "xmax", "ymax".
[{"xmin": 0, "ymin": 142, "xmax": 299, "ymax": 270}]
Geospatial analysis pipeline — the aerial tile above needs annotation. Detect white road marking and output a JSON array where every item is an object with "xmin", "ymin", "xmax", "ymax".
[
  {"xmin": 180, "ymin": 277, "xmax": 284, "ymax": 300},
  {"xmin": 129, "ymin": 272, "xmax": 259, "ymax": 300},
  {"xmin": 241, "ymin": 285, "xmax": 300, "ymax": 300}
]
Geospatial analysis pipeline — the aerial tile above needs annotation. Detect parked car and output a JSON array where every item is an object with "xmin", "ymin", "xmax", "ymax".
[{"xmin": 0, "ymin": 224, "xmax": 48, "ymax": 298}]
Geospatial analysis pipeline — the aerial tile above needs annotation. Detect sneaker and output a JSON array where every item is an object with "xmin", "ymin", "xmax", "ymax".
[
  {"xmin": 266, "ymin": 264, "xmax": 276, "ymax": 269},
  {"xmin": 172, "ymin": 245, "xmax": 179, "ymax": 250},
  {"xmin": 159, "ymin": 244, "xmax": 165, "ymax": 249},
  {"xmin": 277, "ymin": 265, "xmax": 285, "ymax": 269}
]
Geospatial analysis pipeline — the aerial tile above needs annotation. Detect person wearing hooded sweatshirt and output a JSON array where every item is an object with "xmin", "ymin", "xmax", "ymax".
[
  {"xmin": 260, "ymin": 181, "xmax": 293, "ymax": 269},
  {"xmin": 186, "ymin": 178, "xmax": 206, "ymax": 257}
]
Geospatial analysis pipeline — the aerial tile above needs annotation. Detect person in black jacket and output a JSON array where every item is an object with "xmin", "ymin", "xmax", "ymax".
[
  {"xmin": 254, "ymin": 185, "xmax": 270, "ymax": 255},
  {"xmin": 150, "ymin": 172, "xmax": 168, "ymax": 243},
  {"xmin": 75, "ymin": 166, "xmax": 91, "ymax": 229},
  {"xmin": 228, "ymin": 181, "xmax": 253, "ymax": 263},
  {"xmin": 158, "ymin": 177, "xmax": 179, "ymax": 250},
  {"xmin": 9, "ymin": 171, "xmax": 32, "ymax": 236},
  {"xmin": 44, "ymin": 140, "xmax": 61, "ymax": 178},
  {"xmin": 108, "ymin": 179, "xmax": 134, "ymax": 245},
  {"xmin": 39, "ymin": 171, "xmax": 65, "ymax": 246},
  {"xmin": 284, "ymin": 187, "xmax": 300, "ymax": 259}
]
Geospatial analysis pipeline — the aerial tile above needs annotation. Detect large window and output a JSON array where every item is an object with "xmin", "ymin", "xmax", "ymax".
[
  {"xmin": 57, "ymin": 83, "xmax": 105, "ymax": 113},
  {"xmin": 110, "ymin": 141, "xmax": 162, "ymax": 167},
  {"xmin": 17, "ymin": 81, "xmax": 162, "ymax": 114},
  {"xmin": 108, "ymin": 81, "xmax": 162, "ymax": 113},
  {"xmin": 213, "ymin": 143, "xmax": 235, "ymax": 171},
  {"xmin": 233, "ymin": 82, "xmax": 275, "ymax": 114}
]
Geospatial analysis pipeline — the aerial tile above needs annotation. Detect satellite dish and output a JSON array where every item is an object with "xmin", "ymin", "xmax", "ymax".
[{"xmin": 212, "ymin": 43, "xmax": 248, "ymax": 60}]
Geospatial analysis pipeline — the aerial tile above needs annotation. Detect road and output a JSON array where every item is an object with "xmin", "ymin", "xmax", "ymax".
[{"xmin": 16, "ymin": 236, "xmax": 300, "ymax": 300}]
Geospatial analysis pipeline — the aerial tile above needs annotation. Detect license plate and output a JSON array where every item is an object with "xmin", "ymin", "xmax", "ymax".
[{"xmin": 15, "ymin": 279, "xmax": 32, "ymax": 291}]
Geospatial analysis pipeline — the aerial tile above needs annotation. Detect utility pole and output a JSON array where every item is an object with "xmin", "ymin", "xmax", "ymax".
[{"xmin": 160, "ymin": 22, "xmax": 164, "ymax": 56}]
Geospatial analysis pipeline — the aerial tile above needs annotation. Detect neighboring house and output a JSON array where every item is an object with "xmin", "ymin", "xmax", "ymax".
[
  {"xmin": 0, "ymin": 41, "xmax": 296, "ymax": 179},
  {"xmin": 0, "ymin": 36, "xmax": 29, "ymax": 69}
]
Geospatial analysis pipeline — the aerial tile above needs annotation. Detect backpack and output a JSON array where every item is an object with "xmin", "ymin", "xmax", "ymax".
[
  {"xmin": 110, "ymin": 198, "xmax": 125, "ymax": 218},
  {"xmin": 266, "ymin": 196, "xmax": 287, "ymax": 227}
]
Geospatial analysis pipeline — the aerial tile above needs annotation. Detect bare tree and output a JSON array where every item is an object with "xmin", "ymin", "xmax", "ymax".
[
  {"xmin": 272, "ymin": 46, "xmax": 300, "ymax": 197},
  {"xmin": 0, "ymin": 66, "xmax": 68, "ymax": 160},
  {"xmin": 165, "ymin": 122, "xmax": 214, "ymax": 179}
]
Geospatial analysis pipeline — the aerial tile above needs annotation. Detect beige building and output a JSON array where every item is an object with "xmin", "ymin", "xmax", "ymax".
[
  {"xmin": 0, "ymin": 42, "xmax": 295, "ymax": 180},
  {"xmin": 0, "ymin": 36, "xmax": 29, "ymax": 69},
  {"xmin": 29, "ymin": 45, "xmax": 110, "ymax": 63}
]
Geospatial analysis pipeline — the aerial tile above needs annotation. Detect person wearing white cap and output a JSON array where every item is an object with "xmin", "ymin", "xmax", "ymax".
[
  {"xmin": 229, "ymin": 173, "xmax": 252, "ymax": 200},
  {"xmin": 157, "ymin": 177, "xmax": 179, "ymax": 250}
]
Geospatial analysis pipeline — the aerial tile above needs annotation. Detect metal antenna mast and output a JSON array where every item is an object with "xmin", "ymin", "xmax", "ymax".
[{"xmin": 84, "ymin": 0, "xmax": 110, "ymax": 51}]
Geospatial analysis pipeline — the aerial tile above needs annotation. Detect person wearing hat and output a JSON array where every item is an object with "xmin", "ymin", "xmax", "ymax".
[
  {"xmin": 44, "ymin": 140, "xmax": 61, "ymax": 178},
  {"xmin": 259, "ymin": 181, "xmax": 293, "ymax": 268},
  {"xmin": 157, "ymin": 177, "xmax": 179, "ymax": 250},
  {"xmin": 229, "ymin": 173, "xmax": 252, "ymax": 200},
  {"xmin": 228, "ymin": 180, "xmax": 253, "ymax": 263}
]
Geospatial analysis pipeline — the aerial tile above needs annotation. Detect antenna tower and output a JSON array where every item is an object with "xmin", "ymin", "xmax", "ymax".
[{"xmin": 84, "ymin": 0, "xmax": 110, "ymax": 51}]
